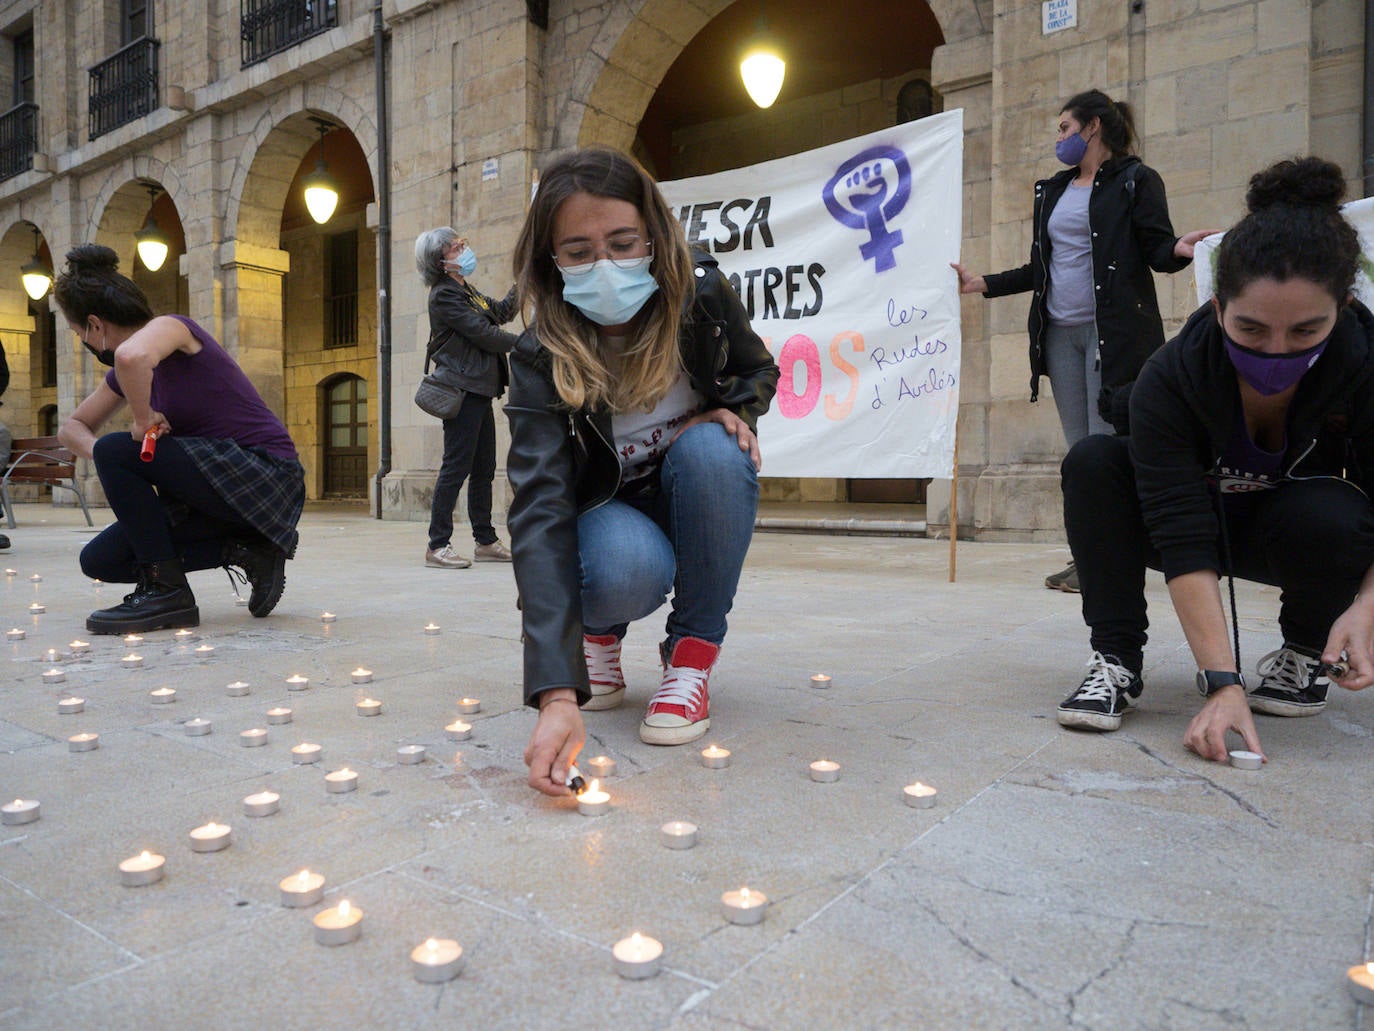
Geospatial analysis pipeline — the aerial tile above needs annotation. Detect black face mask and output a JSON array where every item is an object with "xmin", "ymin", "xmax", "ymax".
[{"xmin": 83, "ymin": 330, "xmax": 115, "ymax": 367}]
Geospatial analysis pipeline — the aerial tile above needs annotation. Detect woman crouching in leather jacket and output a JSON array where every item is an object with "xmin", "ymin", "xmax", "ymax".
[{"xmin": 506, "ymin": 147, "xmax": 779, "ymax": 796}]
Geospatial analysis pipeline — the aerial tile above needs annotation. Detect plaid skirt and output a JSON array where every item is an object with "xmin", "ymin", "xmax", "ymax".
[{"xmin": 180, "ymin": 437, "xmax": 305, "ymax": 556}]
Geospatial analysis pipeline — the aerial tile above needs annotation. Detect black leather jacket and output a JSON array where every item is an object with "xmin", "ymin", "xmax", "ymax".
[
  {"xmin": 504, "ymin": 253, "xmax": 779, "ymax": 706},
  {"xmin": 425, "ymin": 277, "xmax": 519, "ymax": 398}
]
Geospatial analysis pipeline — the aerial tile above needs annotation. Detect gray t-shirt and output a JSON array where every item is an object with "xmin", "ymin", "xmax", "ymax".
[{"xmin": 1045, "ymin": 184, "xmax": 1096, "ymax": 326}]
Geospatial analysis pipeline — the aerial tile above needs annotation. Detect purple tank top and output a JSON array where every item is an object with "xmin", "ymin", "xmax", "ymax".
[
  {"xmin": 1212, "ymin": 407, "xmax": 1284, "ymax": 496},
  {"xmin": 105, "ymin": 316, "xmax": 298, "ymax": 461}
]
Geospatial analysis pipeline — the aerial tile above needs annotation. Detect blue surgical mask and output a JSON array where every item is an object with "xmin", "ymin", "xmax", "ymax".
[
  {"xmin": 446, "ymin": 247, "xmax": 477, "ymax": 277},
  {"xmin": 559, "ymin": 257, "xmax": 659, "ymax": 327},
  {"xmin": 1055, "ymin": 130, "xmax": 1090, "ymax": 166}
]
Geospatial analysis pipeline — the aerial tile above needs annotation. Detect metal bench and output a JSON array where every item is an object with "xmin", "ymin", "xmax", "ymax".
[{"xmin": 1, "ymin": 435, "xmax": 94, "ymax": 529}]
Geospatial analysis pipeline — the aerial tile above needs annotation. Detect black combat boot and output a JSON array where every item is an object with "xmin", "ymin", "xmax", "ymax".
[
  {"xmin": 223, "ymin": 538, "xmax": 287, "ymax": 617},
  {"xmin": 86, "ymin": 559, "xmax": 199, "ymax": 634}
]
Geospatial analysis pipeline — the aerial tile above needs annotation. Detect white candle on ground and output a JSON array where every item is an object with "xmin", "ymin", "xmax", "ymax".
[
  {"xmin": 28, "ymin": 573, "xmax": 41, "ymax": 583},
  {"xmin": 612, "ymin": 932, "xmax": 663, "ymax": 979},
  {"xmin": 188, "ymin": 821, "xmax": 232, "ymax": 852},
  {"xmin": 68, "ymin": 639, "xmax": 90, "ymax": 653},
  {"xmin": 902, "ymin": 781, "xmax": 938, "ymax": 809},
  {"xmin": 28, "ymin": 603, "xmax": 44, "ymax": 614},
  {"xmin": 149, "ymin": 687, "xmax": 176, "ymax": 704},
  {"xmin": 183, "ymin": 718, "xmax": 213, "ymax": 737},
  {"xmin": 6, "ymin": 628, "xmax": 24, "ymax": 641},
  {"xmin": 265, "ymin": 707, "xmax": 293, "ymax": 725},
  {"xmin": 423, "ymin": 623, "xmax": 442, "ymax": 636},
  {"xmin": 411, "ymin": 937, "xmax": 464, "ymax": 982},
  {"xmin": 2, "ymin": 799, "xmax": 41, "ymax": 825},
  {"xmin": 350, "ymin": 668, "xmax": 372, "ymax": 684},
  {"xmin": 355, "ymin": 697, "xmax": 382, "ymax": 717},
  {"xmin": 319, "ymin": 612, "xmax": 336, "ymax": 623},
  {"xmin": 292, "ymin": 743, "xmax": 323, "ymax": 764},
  {"xmin": 324, "ymin": 768, "xmax": 358, "ymax": 793},
  {"xmin": 586, "ymin": 755, "xmax": 617, "ymax": 778},
  {"xmin": 68, "ymin": 732, "xmax": 99, "ymax": 752},
  {"xmin": 660, "ymin": 820, "xmax": 698, "ymax": 849},
  {"xmin": 396, "ymin": 744, "xmax": 426, "ymax": 765},
  {"xmin": 123, "ymin": 634, "xmax": 143, "ymax": 647},
  {"xmin": 174, "ymin": 629, "xmax": 196, "ymax": 641},
  {"xmin": 721, "ymin": 886, "xmax": 769, "ymax": 925},
  {"xmin": 42, "ymin": 668, "xmax": 65, "ymax": 685},
  {"xmin": 242, "ymin": 790, "xmax": 280, "ymax": 817},
  {"xmin": 42, "ymin": 648, "xmax": 62, "ymax": 663},
  {"xmin": 455, "ymin": 697, "xmax": 481, "ymax": 715},
  {"xmin": 809, "ymin": 759, "xmax": 841, "ymax": 783},
  {"xmin": 240, "ymin": 728, "xmax": 269, "ymax": 747},
  {"xmin": 225, "ymin": 680, "xmax": 251, "ymax": 696},
  {"xmin": 1229, "ymin": 750, "xmax": 1263, "ymax": 770},
  {"xmin": 285, "ymin": 674, "xmax": 309, "ymax": 690},
  {"xmin": 194, "ymin": 644, "xmax": 215, "ymax": 658},
  {"xmin": 121, "ymin": 653, "xmax": 143, "ymax": 669},
  {"xmin": 700, "ymin": 744, "xmax": 731, "ymax": 769},
  {"xmin": 280, "ymin": 868, "xmax": 326, "ymax": 907},
  {"xmin": 810, "ymin": 673, "xmax": 833, "ymax": 689},
  {"xmin": 577, "ymin": 779, "xmax": 610, "ymax": 816},
  {"xmin": 57, "ymin": 696, "xmax": 84, "ymax": 715},
  {"xmin": 118, "ymin": 850, "xmax": 165, "ymax": 886},
  {"xmin": 313, "ymin": 899, "xmax": 363, "ymax": 945},
  {"xmin": 445, "ymin": 719, "xmax": 471, "ymax": 742}
]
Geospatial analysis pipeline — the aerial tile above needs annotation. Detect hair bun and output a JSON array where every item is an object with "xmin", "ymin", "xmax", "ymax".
[
  {"xmin": 1246, "ymin": 157, "xmax": 1346, "ymax": 213},
  {"xmin": 63, "ymin": 243, "xmax": 121, "ymax": 277}
]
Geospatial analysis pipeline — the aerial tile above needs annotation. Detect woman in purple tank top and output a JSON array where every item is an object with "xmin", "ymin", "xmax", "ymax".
[{"xmin": 53, "ymin": 244, "xmax": 305, "ymax": 634}]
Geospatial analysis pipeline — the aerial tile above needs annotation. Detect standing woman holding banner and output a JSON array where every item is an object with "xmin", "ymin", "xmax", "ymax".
[
  {"xmin": 506, "ymin": 147, "xmax": 778, "ymax": 796},
  {"xmin": 951, "ymin": 88, "xmax": 1214, "ymax": 592}
]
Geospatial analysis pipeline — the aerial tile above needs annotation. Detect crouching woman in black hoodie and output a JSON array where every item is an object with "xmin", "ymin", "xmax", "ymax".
[{"xmin": 1055, "ymin": 156, "xmax": 1374, "ymax": 762}]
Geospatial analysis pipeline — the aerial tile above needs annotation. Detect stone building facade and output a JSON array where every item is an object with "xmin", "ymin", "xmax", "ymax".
[{"xmin": 0, "ymin": 0, "xmax": 1364, "ymax": 539}]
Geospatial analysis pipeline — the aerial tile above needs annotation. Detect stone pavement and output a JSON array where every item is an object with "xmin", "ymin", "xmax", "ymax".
[{"xmin": 1, "ymin": 504, "xmax": 1372, "ymax": 1030}]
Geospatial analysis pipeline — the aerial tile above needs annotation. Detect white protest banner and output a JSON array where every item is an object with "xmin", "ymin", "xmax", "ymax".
[
  {"xmin": 1194, "ymin": 195, "xmax": 1374, "ymax": 308},
  {"xmin": 659, "ymin": 110, "xmax": 964, "ymax": 478}
]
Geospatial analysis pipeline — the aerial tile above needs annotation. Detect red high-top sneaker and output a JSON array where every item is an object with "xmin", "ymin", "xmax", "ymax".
[{"xmin": 639, "ymin": 637, "xmax": 718, "ymax": 745}]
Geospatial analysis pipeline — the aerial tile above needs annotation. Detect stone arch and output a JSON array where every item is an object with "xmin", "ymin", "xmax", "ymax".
[{"xmin": 86, "ymin": 159, "xmax": 186, "ymax": 265}]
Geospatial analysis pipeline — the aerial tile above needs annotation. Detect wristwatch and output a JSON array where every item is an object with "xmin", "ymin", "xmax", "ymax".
[{"xmin": 1196, "ymin": 669, "xmax": 1245, "ymax": 697}]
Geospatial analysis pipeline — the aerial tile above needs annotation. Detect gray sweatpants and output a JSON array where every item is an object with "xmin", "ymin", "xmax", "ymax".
[{"xmin": 1044, "ymin": 321, "xmax": 1112, "ymax": 447}]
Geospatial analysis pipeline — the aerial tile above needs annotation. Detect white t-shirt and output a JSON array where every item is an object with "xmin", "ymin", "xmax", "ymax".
[{"xmin": 611, "ymin": 372, "xmax": 705, "ymax": 483}]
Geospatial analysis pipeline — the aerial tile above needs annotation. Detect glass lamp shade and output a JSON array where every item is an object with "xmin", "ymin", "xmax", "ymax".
[
  {"xmin": 135, "ymin": 220, "xmax": 170, "ymax": 272},
  {"xmin": 740, "ymin": 48, "xmax": 785, "ymax": 109},
  {"xmin": 20, "ymin": 259, "xmax": 51, "ymax": 300},
  {"xmin": 302, "ymin": 162, "xmax": 340, "ymax": 225}
]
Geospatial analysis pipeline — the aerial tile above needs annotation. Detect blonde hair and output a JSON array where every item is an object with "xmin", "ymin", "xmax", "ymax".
[{"xmin": 513, "ymin": 148, "xmax": 695, "ymax": 413}]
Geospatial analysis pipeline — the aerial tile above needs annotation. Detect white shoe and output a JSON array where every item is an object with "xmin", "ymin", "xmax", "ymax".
[{"xmin": 424, "ymin": 544, "xmax": 471, "ymax": 569}]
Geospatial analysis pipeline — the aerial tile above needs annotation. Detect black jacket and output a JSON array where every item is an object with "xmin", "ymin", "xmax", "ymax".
[
  {"xmin": 425, "ymin": 277, "xmax": 519, "ymax": 398},
  {"xmin": 1129, "ymin": 300, "xmax": 1374, "ymax": 582},
  {"xmin": 504, "ymin": 253, "xmax": 780, "ymax": 706},
  {"xmin": 982, "ymin": 156, "xmax": 1189, "ymax": 401}
]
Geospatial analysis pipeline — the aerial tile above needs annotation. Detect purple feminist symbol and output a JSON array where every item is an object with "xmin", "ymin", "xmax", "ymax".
[{"xmin": 822, "ymin": 145, "xmax": 912, "ymax": 273}]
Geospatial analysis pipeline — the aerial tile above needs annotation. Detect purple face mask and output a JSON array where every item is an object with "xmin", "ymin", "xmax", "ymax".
[
  {"xmin": 1223, "ymin": 332, "xmax": 1330, "ymax": 396},
  {"xmin": 1055, "ymin": 130, "xmax": 1090, "ymax": 166}
]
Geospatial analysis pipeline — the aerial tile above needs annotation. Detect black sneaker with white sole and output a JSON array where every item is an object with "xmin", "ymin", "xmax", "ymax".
[
  {"xmin": 1057, "ymin": 652, "xmax": 1143, "ymax": 731},
  {"xmin": 1248, "ymin": 646, "xmax": 1329, "ymax": 717}
]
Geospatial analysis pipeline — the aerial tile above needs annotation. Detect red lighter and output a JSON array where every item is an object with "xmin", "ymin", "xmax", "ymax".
[{"xmin": 140, "ymin": 427, "xmax": 160, "ymax": 462}]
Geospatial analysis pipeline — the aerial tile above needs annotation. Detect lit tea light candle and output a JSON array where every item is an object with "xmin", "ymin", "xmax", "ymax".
[
  {"xmin": 28, "ymin": 573, "xmax": 42, "ymax": 583},
  {"xmin": 68, "ymin": 639, "xmax": 90, "ymax": 653},
  {"xmin": 660, "ymin": 820, "xmax": 698, "ymax": 850},
  {"xmin": 1347, "ymin": 962, "xmax": 1374, "ymax": 1004},
  {"xmin": 586, "ymin": 755, "xmax": 617, "ymax": 779},
  {"xmin": 411, "ymin": 937, "xmax": 464, "ymax": 982},
  {"xmin": 240, "ymin": 728, "xmax": 269, "ymax": 748},
  {"xmin": 68, "ymin": 732, "xmax": 99, "ymax": 752},
  {"xmin": 810, "ymin": 673, "xmax": 833, "ymax": 689},
  {"xmin": 149, "ymin": 687, "xmax": 176, "ymax": 705},
  {"xmin": 118, "ymin": 850, "xmax": 165, "ymax": 887},
  {"xmin": 456, "ymin": 697, "xmax": 481, "ymax": 715},
  {"xmin": 350, "ymin": 667, "xmax": 372, "ymax": 685},
  {"xmin": 188, "ymin": 821, "xmax": 231, "ymax": 853},
  {"xmin": 721, "ymin": 886, "xmax": 768, "ymax": 925},
  {"xmin": 234, "ymin": 596, "xmax": 249, "ymax": 607},
  {"xmin": 42, "ymin": 648, "xmax": 62, "ymax": 663},
  {"xmin": 1229, "ymin": 750, "xmax": 1263, "ymax": 770},
  {"xmin": 265, "ymin": 706, "xmax": 293, "ymax": 725},
  {"xmin": 225, "ymin": 680, "xmax": 251, "ymax": 697},
  {"xmin": 28, "ymin": 603, "xmax": 44, "ymax": 615},
  {"xmin": 280, "ymin": 868, "xmax": 326, "ymax": 908},
  {"xmin": 91, "ymin": 578, "xmax": 101, "ymax": 586},
  {"xmin": 3, "ymin": 568, "xmax": 15, "ymax": 576},
  {"xmin": 313, "ymin": 899, "xmax": 363, "ymax": 945},
  {"xmin": 174, "ymin": 629, "xmax": 196, "ymax": 641},
  {"xmin": 325, "ymin": 767, "xmax": 358, "ymax": 793},
  {"xmin": 243, "ymin": 790, "xmax": 280, "ymax": 817},
  {"xmin": 57, "ymin": 696, "xmax": 84, "ymax": 715},
  {"xmin": 121, "ymin": 654, "xmax": 144, "ymax": 669},
  {"xmin": 6, "ymin": 628, "xmax": 24, "ymax": 641},
  {"xmin": 423, "ymin": 623, "xmax": 442, "ymax": 636},
  {"xmin": 292, "ymin": 743, "xmax": 323, "ymax": 764},
  {"xmin": 902, "ymin": 781, "xmax": 938, "ymax": 809},
  {"xmin": 123, "ymin": 634, "xmax": 143, "ymax": 647},
  {"xmin": 285, "ymin": 674, "xmax": 309, "ymax": 691},
  {"xmin": 184, "ymin": 718, "xmax": 213, "ymax": 737},
  {"xmin": 355, "ymin": 697, "xmax": 382, "ymax": 717},
  {"xmin": 1, "ymin": 798, "xmax": 41, "ymax": 825},
  {"xmin": 445, "ymin": 719, "xmax": 471, "ymax": 742},
  {"xmin": 809, "ymin": 759, "xmax": 841, "ymax": 783},
  {"xmin": 319, "ymin": 612, "xmax": 336, "ymax": 624},
  {"xmin": 194, "ymin": 644, "xmax": 215, "ymax": 658},
  {"xmin": 396, "ymin": 744, "xmax": 426, "ymax": 765},
  {"xmin": 41, "ymin": 668, "xmax": 65, "ymax": 685},
  {"xmin": 577, "ymin": 779, "xmax": 610, "ymax": 816},
  {"xmin": 700, "ymin": 744, "xmax": 731, "ymax": 769},
  {"xmin": 612, "ymin": 932, "xmax": 662, "ymax": 980}
]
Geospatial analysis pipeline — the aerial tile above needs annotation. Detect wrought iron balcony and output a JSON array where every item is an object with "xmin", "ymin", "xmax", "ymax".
[
  {"xmin": 89, "ymin": 37, "xmax": 160, "ymax": 141},
  {"xmin": 0, "ymin": 102, "xmax": 39, "ymax": 182},
  {"xmin": 241, "ymin": 0, "xmax": 339, "ymax": 68}
]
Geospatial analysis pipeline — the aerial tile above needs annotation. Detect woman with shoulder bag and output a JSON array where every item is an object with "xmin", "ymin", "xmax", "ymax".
[{"xmin": 414, "ymin": 227, "xmax": 519, "ymax": 569}]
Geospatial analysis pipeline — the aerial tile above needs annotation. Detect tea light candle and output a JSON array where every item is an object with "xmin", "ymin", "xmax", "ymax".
[
  {"xmin": 411, "ymin": 937, "xmax": 464, "ymax": 982},
  {"xmin": 234, "ymin": 596, "xmax": 249, "ymax": 607},
  {"xmin": 612, "ymin": 932, "xmax": 662, "ymax": 980},
  {"xmin": 68, "ymin": 732, "xmax": 99, "ymax": 752},
  {"xmin": 902, "ymin": 781, "xmax": 938, "ymax": 809},
  {"xmin": 184, "ymin": 718, "xmax": 213, "ymax": 737},
  {"xmin": 700, "ymin": 744, "xmax": 731, "ymax": 769},
  {"xmin": 243, "ymin": 790, "xmax": 280, "ymax": 817},
  {"xmin": 1347, "ymin": 962, "xmax": 1374, "ymax": 1004},
  {"xmin": 6, "ymin": 628, "xmax": 24, "ymax": 641},
  {"xmin": 28, "ymin": 603, "xmax": 44, "ymax": 615},
  {"xmin": 28, "ymin": 573, "xmax": 41, "ymax": 583},
  {"xmin": 240, "ymin": 728, "xmax": 269, "ymax": 747},
  {"xmin": 121, "ymin": 653, "xmax": 144, "ymax": 669},
  {"xmin": 68, "ymin": 640, "xmax": 90, "ymax": 653},
  {"xmin": 42, "ymin": 648, "xmax": 62, "ymax": 663},
  {"xmin": 4, "ymin": 567, "xmax": 15, "ymax": 575},
  {"xmin": 586, "ymin": 755, "xmax": 617, "ymax": 778},
  {"xmin": 810, "ymin": 673, "xmax": 833, "ymax": 689},
  {"xmin": 456, "ymin": 697, "xmax": 481, "ymax": 715},
  {"xmin": 355, "ymin": 697, "xmax": 382, "ymax": 717},
  {"xmin": 325, "ymin": 767, "xmax": 358, "ymax": 793},
  {"xmin": 396, "ymin": 744, "xmax": 426, "ymax": 765},
  {"xmin": 313, "ymin": 899, "xmax": 362, "ymax": 945},
  {"xmin": 174, "ymin": 629, "xmax": 196, "ymax": 641},
  {"xmin": 265, "ymin": 706, "xmax": 293, "ymax": 725},
  {"xmin": 721, "ymin": 886, "xmax": 768, "ymax": 925},
  {"xmin": 280, "ymin": 869, "xmax": 325, "ymax": 908},
  {"xmin": 350, "ymin": 667, "xmax": 372, "ymax": 684},
  {"xmin": 149, "ymin": 687, "xmax": 176, "ymax": 705},
  {"xmin": 809, "ymin": 759, "xmax": 841, "ymax": 783},
  {"xmin": 42, "ymin": 668, "xmax": 65, "ymax": 685},
  {"xmin": 292, "ymin": 743, "xmax": 323, "ymax": 764},
  {"xmin": 123, "ymin": 634, "xmax": 143, "ymax": 647},
  {"xmin": 577, "ymin": 779, "xmax": 610, "ymax": 816},
  {"xmin": 320, "ymin": 612, "xmax": 336, "ymax": 624},
  {"xmin": 225, "ymin": 680, "xmax": 251, "ymax": 697},
  {"xmin": 285, "ymin": 674, "xmax": 309, "ymax": 691},
  {"xmin": 188, "ymin": 821, "xmax": 231, "ymax": 852},
  {"xmin": 445, "ymin": 719, "xmax": 471, "ymax": 742},
  {"xmin": 1230, "ymin": 750, "xmax": 1263, "ymax": 770},
  {"xmin": 660, "ymin": 820, "xmax": 698, "ymax": 849},
  {"xmin": 423, "ymin": 623, "xmax": 442, "ymax": 636},
  {"xmin": 194, "ymin": 644, "xmax": 215, "ymax": 658},
  {"xmin": 1, "ymin": 798, "xmax": 41, "ymax": 825},
  {"xmin": 118, "ymin": 850, "xmax": 165, "ymax": 886},
  {"xmin": 57, "ymin": 696, "xmax": 84, "ymax": 715}
]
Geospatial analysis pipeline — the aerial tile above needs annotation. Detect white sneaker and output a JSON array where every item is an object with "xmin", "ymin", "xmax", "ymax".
[
  {"xmin": 424, "ymin": 544, "xmax": 471, "ymax": 569},
  {"xmin": 1249, "ymin": 646, "xmax": 1329, "ymax": 716},
  {"xmin": 582, "ymin": 633, "xmax": 626, "ymax": 710}
]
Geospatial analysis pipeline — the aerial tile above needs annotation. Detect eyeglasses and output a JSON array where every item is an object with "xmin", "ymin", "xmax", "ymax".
[{"xmin": 552, "ymin": 234, "xmax": 652, "ymax": 276}]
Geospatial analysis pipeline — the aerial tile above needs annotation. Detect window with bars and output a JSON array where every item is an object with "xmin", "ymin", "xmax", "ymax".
[
  {"xmin": 240, "ymin": 0, "xmax": 338, "ymax": 68},
  {"xmin": 324, "ymin": 229, "xmax": 358, "ymax": 349}
]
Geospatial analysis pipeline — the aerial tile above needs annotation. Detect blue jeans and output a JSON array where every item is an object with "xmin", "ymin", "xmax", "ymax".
[{"xmin": 578, "ymin": 422, "xmax": 759, "ymax": 652}]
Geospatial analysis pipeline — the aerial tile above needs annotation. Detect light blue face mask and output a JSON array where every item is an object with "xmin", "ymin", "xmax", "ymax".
[
  {"xmin": 559, "ymin": 256, "xmax": 659, "ymax": 327},
  {"xmin": 446, "ymin": 247, "xmax": 477, "ymax": 277}
]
